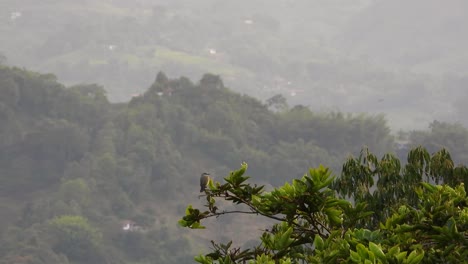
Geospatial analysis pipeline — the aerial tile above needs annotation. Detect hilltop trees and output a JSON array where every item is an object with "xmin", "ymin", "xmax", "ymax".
[{"xmin": 408, "ymin": 121, "xmax": 468, "ymax": 163}]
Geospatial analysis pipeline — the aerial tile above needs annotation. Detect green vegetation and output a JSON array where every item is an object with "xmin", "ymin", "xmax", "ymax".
[
  {"xmin": 0, "ymin": 65, "xmax": 468, "ymax": 263},
  {"xmin": 180, "ymin": 148, "xmax": 468, "ymax": 263}
]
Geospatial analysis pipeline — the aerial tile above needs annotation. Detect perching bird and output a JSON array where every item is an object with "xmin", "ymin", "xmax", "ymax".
[{"xmin": 200, "ymin": 172, "xmax": 211, "ymax": 192}]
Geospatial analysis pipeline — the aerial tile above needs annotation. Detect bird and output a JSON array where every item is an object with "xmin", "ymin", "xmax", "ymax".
[{"xmin": 200, "ymin": 172, "xmax": 211, "ymax": 192}]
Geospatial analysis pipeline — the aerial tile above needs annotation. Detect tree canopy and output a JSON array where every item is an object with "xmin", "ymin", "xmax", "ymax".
[{"xmin": 180, "ymin": 148, "xmax": 468, "ymax": 263}]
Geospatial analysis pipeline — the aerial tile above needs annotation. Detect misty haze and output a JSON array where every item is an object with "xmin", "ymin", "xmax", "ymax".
[{"xmin": 0, "ymin": 0, "xmax": 467, "ymax": 263}]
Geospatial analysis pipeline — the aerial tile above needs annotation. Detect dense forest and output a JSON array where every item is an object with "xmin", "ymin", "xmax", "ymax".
[{"xmin": 0, "ymin": 65, "xmax": 468, "ymax": 263}]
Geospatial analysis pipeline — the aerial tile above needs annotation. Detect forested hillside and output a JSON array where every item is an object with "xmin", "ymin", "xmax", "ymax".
[
  {"xmin": 2, "ymin": 0, "xmax": 467, "ymax": 130},
  {"xmin": 1, "ymin": 66, "xmax": 468, "ymax": 263}
]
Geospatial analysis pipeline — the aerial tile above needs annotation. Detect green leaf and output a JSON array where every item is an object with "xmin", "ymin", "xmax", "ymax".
[
  {"xmin": 407, "ymin": 250, "xmax": 424, "ymax": 264},
  {"xmin": 446, "ymin": 217, "xmax": 458, "ymax": 235},
  {"xmin": 191, "ymin": 222, "xmax": 206, "ymax": 229},
  {"xmin": 369, "ymin": 242, "xmax": 385, "ymax": 260},
  {"xmin": 387, "ymin": 245, "xmax": 400, "ymax": 256},
  {"xmin": 395, "ymin": 252, "xmax": 407, "ymax": 262},
  {"xmin": 356, "ymin": 243, "xmax": 368, "ymax": 259},
  {"xmin": 313, "ymin": 235, "xmax": 324, "ymax": 251},
  {"xmin": 326, "ymin": 208, "xmax": 342, "ymax": 224},
  {"xmin": 221, "ymin": 256, "xmax": 233, "ymax": 264},
  {"xmin": 195, "ymin": 255, "xmax": 212, "ymax": 264},
  {"xmin": 185, "ymin": 204, "xmax": 194, "ymax": 215},
  {"xmin": 350, "ymin": 250, "xmax": 361, "ymax": 263},
  {"xmin": 178, "ymin": 219, "xmax": 188, "ymax": 227},
  {"xmin": 279, "ymin": 227, "xmax": 293, "ymax": 248}
]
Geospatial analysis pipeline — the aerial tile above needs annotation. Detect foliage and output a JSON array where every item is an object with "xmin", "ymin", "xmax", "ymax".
[
  {"xmin": 180, "ymin": 148, "xmax": 468, "ymax": 263},
  {"xmin": 1, "ymin": 66, "xmax": 468, "ymax": 263},
  {"xmin": 334, "ymin": 146, "xmax": 468, "ymax": 228},
  {"xmin": 266, "ymin": 94, "xmax": 288, "ymax": 112},
  {"xmin": 57, "ymin": 178, "xmax": 91, "ymax": 207},
  {"xmin": 47, "ymin": 215, "xmax": 103, "ymax": 262},
  {"xmin": 409, "ymin": 121, "xmax": 468, "ymax": 163}
]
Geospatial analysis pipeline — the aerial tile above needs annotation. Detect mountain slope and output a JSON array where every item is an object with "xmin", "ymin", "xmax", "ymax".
[{"xmin": 0, "ymin": 66, "xmax": 397, "ymax": 263}]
